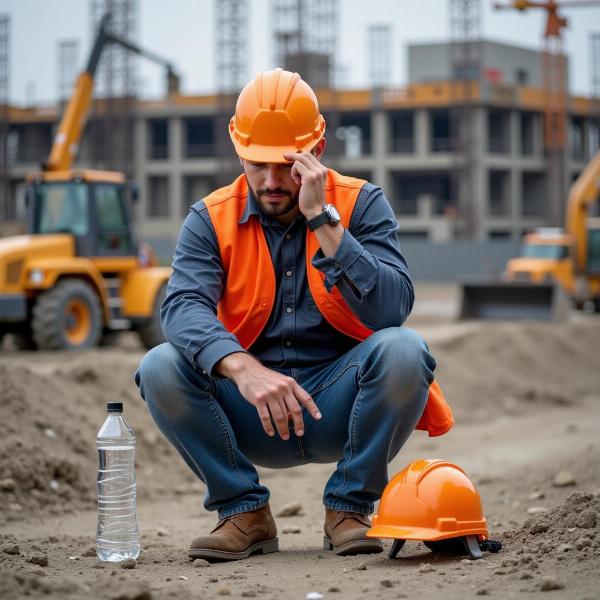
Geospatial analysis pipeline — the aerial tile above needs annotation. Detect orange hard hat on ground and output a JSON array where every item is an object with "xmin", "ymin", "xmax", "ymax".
[
  {"xmin": 368, "ymin": 459, "xmax": 500, "ymax": 560},
  {"xmin": 229, "ymin": 68, "xmax": 326, "ymax": 163}
]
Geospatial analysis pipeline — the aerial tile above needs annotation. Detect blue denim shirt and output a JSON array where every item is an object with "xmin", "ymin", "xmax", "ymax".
[{"xmin": 160, "ymin": 180, "xmax": 414, "ymax": 375}]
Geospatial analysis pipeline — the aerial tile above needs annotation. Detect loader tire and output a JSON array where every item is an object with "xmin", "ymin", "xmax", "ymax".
[
  {"xmin": 136, "ymin": 283, "xmax": 166, "ymax": 350},
  {"xmin": 32, "ymin": 279, "xmax": 103, "ymax": 350}
]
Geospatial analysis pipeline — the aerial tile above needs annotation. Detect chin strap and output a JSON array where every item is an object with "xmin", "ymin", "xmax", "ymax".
[{"xmin": 388, "ymin": 536, "xmax": 502, "ymax": 561}]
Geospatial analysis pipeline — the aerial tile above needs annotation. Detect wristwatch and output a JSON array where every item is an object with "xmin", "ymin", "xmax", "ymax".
[{"xmin": 307, "ymin": 204, "xmax": 341, "ymax": 231}]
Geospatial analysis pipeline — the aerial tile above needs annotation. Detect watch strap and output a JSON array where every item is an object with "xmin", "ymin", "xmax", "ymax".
[{"xmin": 307, "ymin": 210, "xmax": 331, "ymax": 231}]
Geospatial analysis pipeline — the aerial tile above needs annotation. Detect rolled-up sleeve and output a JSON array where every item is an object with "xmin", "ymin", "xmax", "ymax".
[
  {"xmin": 160, "ymin": 203, "xmax": 246, "ymax": 375},
  {"xmin": 311, "ymin": 184, "xmax": 414, "ymax": 330}
]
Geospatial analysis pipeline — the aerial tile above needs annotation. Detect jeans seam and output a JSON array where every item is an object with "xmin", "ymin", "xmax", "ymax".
[
  {"xmin": 332, "ymin": 383, "xmax": 362, "ymax": 501},
  {"xmin": 309, "ymin": 361, "xmax": 360, "ymax": 396},
  {"xmin": 206, "ymin": 394, "xmax": 256, "ymax": 492},
  {"xmin": 219, "ymin": 500, "xmax": 269, "ymax": 519}
]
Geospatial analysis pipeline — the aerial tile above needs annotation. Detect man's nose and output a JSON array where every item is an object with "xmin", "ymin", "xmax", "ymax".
[{"xmin": 265, "ymin": 165, "xmax": 282, "ymax": 189}]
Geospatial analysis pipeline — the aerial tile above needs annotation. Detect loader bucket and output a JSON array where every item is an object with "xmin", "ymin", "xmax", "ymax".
[{"xmin": 458, "ymin": 280, "xmax": 569, "ymax": 322}]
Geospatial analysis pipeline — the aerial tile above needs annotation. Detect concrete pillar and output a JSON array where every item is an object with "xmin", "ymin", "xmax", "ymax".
[
  {"xmin": 169, "ymin": 117, "xmax": 183, "ymax": 238},
  {"xmin": 472, "ymin": 107, "xmax": 487, "ymax": 240},
  {"xmin": 415, "ymin": 109, "xmax": 429, "ymax": 158},
  {"xmin": 371, "ymin": 109, "xmax": 390, "ymax": 192},
  {"xmin": 134, "ymin": 117, "xmax": 147, "ymax": 229}
]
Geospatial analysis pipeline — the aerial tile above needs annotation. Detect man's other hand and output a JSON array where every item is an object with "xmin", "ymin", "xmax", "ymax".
[{"xmin": 215, "ymin": 353, "xmax": 322, "ymax": 439}]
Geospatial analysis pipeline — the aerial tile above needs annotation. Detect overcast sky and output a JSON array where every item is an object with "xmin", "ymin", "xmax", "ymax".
[{"xmin": 1, "ymin": 0, "xmax": 599, "ymax": 105}]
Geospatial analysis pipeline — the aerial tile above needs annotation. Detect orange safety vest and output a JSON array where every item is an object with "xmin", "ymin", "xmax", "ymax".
[{"xmin": 204, "ymin": 170, "xmax": 454, "ymax": 437}]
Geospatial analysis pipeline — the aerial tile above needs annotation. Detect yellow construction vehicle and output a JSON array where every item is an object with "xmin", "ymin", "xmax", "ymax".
[
  {"xmin": 0, "ymin": 15, "xmax": 178, "ymax": 350},
  {"xmin": 460, "ymin": 151, "xmax": 600, "ymax": 320}
]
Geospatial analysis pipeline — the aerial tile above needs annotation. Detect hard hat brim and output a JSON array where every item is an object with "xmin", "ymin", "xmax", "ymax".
[
  {"xmin": 230, "ymin": 138, "xmax": 322, "ymax": 164},
  {"xmin": 367, "ymin": 524, "xmax": 488, "ymax": 542}
]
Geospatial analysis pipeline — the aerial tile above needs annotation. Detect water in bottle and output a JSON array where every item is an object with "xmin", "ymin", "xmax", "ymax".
[{"xmin": 96, "ymin": 402, "xmax": 140, "ymax": 562}]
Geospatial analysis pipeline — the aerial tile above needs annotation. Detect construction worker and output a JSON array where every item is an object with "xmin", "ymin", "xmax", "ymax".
[{"xmin": 135, "ymin": 68, "xmax": 452, "ymax": 562}]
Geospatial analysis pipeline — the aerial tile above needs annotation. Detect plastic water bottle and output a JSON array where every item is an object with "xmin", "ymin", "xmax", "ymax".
[{"xmin": 96, "ymin": 402, "xmax": 140, "ymax": 562}]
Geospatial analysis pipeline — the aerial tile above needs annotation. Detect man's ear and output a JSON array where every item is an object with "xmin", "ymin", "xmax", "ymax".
[{"xmin": 312, "ymin": 137, "xmax": 327, "ymax": 161}]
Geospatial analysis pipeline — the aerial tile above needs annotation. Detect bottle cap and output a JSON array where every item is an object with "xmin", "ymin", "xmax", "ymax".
[{"xmin": 106, "ymin": 402, "xmax": 123, "ymax": 413}]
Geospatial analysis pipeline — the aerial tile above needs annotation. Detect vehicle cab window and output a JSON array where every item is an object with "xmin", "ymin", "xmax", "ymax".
[{"xmin": 94, "ymin": 183, "xmax": 133, "ymax": 255}]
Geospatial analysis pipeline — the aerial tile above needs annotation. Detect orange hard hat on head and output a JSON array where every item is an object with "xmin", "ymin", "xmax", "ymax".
[
  {"xmin": 229, "ymin": 68, "xmax": 326, "ymax": 163},
  {"xmin": 368, "ymin": 459, "xmax": 495, "ymax": 560}
]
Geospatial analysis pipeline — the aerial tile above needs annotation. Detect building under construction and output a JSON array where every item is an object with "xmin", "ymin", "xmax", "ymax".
[{"xmin": 1, "ymin": 39, "xmax": 599, "ymax": 259}]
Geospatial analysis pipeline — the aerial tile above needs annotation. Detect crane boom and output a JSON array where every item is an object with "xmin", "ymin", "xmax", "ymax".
[{"xmin": 45, "ymin": 14, "xmax": 180, "ymax": 173}]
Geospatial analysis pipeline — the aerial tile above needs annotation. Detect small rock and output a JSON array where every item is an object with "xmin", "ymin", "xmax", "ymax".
[
  {"xmin": 575, "ymin": 509, "xmax": 597, "ymax": 529},
  {"xmin": 8, "ymin": 503, "xmax": 22, "ymax": 512},
  {"xmin": 519, "ymin": 571, "xmax": 534, "ymax": 580},
  {"xmin": 529, "ymin": 522, "xmax": 549, "ymax": 534},
  {"xmin": 556, "ymin": 543, "xmax": 574, "ymax": 553},
  {"xmin": 120, "ymin": 558, "xmax": 136, "ymax": 569},
  {"xmin": 575, "ymin": 537, "xmax": 592, "ymax": 550},
  {"xmin": 306, "ymin": 594, "xmax": 323, "ymax": 600},
  {"xmin": 208, "ymin": 577, "xmax": 219, "ymax": 582},
  {"xmin": 241, "ymin": 592, "xmax": 257, "ymax": 598},
  {"xmin": 528, "ymin": 490, "xmax": 545, "ymax": 500},
  {"xmin": 327, "ymin": 587, "xmax": 341, "ymax": 593},
  {"xmin": 477, "ymin": 476, "xmax": 494, "ymax": 485},
  {"xmin": 217, "ymin": 588, "xmax": 231, "ymax": 596},
  {"xmin": 552, "ymin": 471, "xmax": 576, "ymax": 487},
  {"xmin": 475, "ymin": 589, "xmax": 488, "ymax": 596},
  {"xmin": 0, "ymin": 478, "xmax": 16, "ymax": 492},
  {"xmin": 419, "ymin": 563, "xmax": 435, "ymax": 573},
  {"xmin": 2, "ymin": 543, "xmax": 20, "ymax": 555},
  {"xmin": 178, "ymin": 575, "xmax": 188, "ymax": 581},
  {"xmin": 44, "ymin": 428, "xmax": 56, "ymax": 439},
  {"xmin": 380, "ymin": 580, "xmax": 394, "ymax": 588},
  {"xmin": 527, "ymin": 506, "xmax": 548, "ymax": 515},
  {"xmin": 540, "ymin": 577, "xmax": 564, "ymax": 591},
  {"xmin": 356, "ymin": 562, "xmax": 367, "ymax": 570},
  {"xmin": 68, "ymin": 555, "xmax": 79, "ymax": 560},
  {"xmin": 193, "ymin": 558, "xmax": 210, "ymax": 567},
  {"xmin": 27, "ymin": 554, "xmax": 48, "ymax": 567},
  {"xmin": 282, "ymin": 526, "xmax": 301, "ymax": 534},
  {"xmin": 82, "ymin": 547, "xmax": 97, "ymax": 557},
  {"xmin": 156, "ymin": 527, "xmax": 170, "ymax": 537},
  {"xmin": 276, "ymin": 501, "xmax": 304, "ymax": 517}
]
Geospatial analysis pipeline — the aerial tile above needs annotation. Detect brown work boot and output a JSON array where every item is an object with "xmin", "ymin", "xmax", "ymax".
[
  {"xmin": 188, "ymin": 504, "xmax": 278, "ymax": 562},
  {"xmin": 323, "ymin": 508, "xmax": 384, "ymax": 555}
]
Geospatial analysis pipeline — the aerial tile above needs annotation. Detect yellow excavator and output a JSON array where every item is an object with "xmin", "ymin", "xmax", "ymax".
[
  {"xmin": 460, "ymin": 151, "xmax": 600, "ymax": 320},
  {"xmin": 0, "ymin": 15, "xmax": 177, "ymax": 350}
]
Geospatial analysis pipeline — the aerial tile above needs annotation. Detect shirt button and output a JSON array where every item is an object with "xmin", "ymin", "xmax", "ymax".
[
  {"xmin": 286, "ymin": 307, "xmax": 293, "ymax": 314},
  {"xmin": 286, "ymin": 341, "xmax": 292, "ymax": 347},
  {"xmin": 286, "ymin": 270, "xmax": 293, "ymax": 277},
  {"xmin": 285, "ymin": 234, "xmax": 292, "ymax": 240}
]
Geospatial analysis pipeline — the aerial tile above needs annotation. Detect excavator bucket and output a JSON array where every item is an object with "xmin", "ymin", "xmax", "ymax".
[{"xmin": 458, "ymin": 280, "xmax": 569, "ymax": 322}]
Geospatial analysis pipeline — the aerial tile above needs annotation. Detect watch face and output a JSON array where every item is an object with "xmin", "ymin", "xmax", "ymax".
[{"xmin": 324, "ymin": 204, "xmax": 341, "ymax": 223}]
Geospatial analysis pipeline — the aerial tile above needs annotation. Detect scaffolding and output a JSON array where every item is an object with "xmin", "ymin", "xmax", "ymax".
[
  {"xmin": 58, "ymin": 40, "xmax": 80, "ymax": 102},
  {"xmin": 0, "ymin": 14, "xmax": 9, "ymax": 223},
  {"xmin": 215, "ymin": 0, "xmax": 249, "ymax": 187},
  {"xmin": 273, "ymin": 0, "xmax": 337, "ymax": 89},
  {"xmin": 368, "ymin": 24, "xmax": 392, "ymax": 89},
  {"xmin": 89, "ymin": 0, "xmax": 138, "ymax": 177},
  {"xmin": 449, "ymin": 0, "xmax": 482, "ymax": 239}
]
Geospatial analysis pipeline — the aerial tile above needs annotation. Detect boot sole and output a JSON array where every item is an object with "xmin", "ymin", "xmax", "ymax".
[
  {"xmin": 323, "ymin": 535, "xmax": 384, "ymax": 556},
  {"xmin": 188, "ymin": 537, "xmax": 279, "ymax": 562}
]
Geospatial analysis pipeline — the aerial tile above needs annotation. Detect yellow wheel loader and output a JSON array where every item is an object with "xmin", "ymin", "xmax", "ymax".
[
  {"xmin": 460, "ymin": 151, "xmax": 600, "ymax": 321},
  {"xmin": 0, "ymin": 15, "xmax": 178, "ymax": 350}
]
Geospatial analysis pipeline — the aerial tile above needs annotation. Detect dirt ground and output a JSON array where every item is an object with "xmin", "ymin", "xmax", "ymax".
[{"xmin": 1, "ymin": 284, "xmax": 599, "ymax": 600}]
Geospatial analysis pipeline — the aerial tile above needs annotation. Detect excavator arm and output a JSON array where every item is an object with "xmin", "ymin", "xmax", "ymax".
[
  {"xmin": 566, "ymin": 150, "xmax": 600, "ymax": 272},
  {"xmin": 45, "ymin": 14, "xmax": 180, "ymax": 172}
]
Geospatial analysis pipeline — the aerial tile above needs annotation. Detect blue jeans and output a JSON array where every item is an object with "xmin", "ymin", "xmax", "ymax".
[{"xmin": 134, "ymin": 327, "xmax": 435, "ymax": 519}]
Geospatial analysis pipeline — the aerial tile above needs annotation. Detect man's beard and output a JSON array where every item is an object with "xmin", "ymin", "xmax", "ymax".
[{"xmin": 251, "ymin": 184, "xmax": 299, "ymax": 218}]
